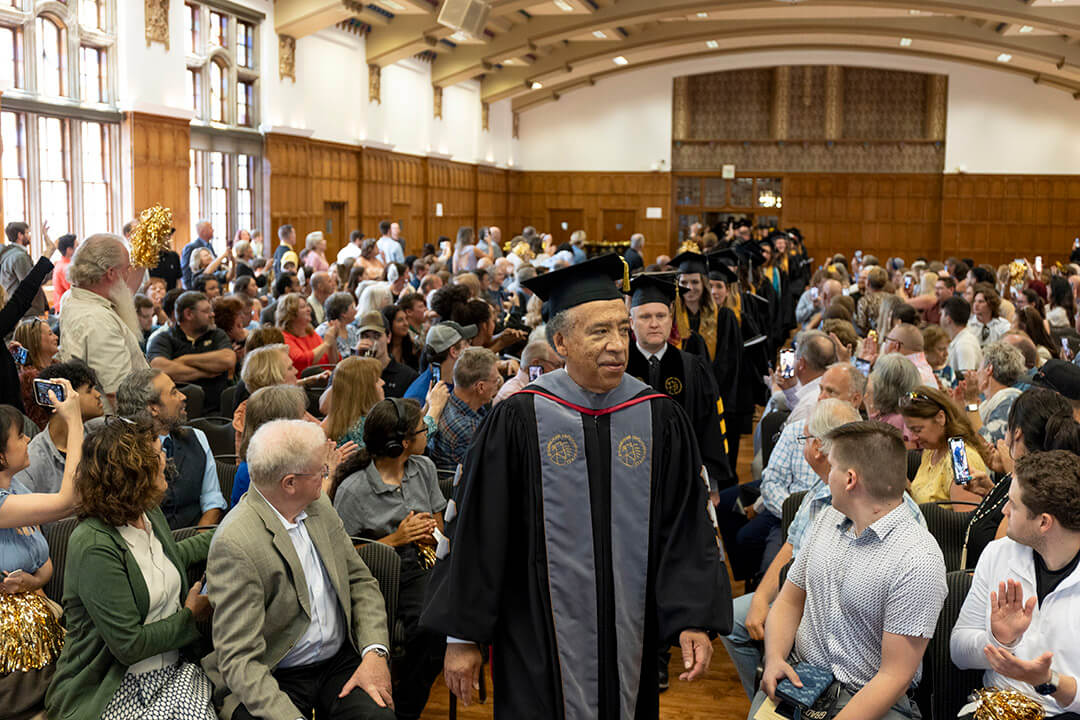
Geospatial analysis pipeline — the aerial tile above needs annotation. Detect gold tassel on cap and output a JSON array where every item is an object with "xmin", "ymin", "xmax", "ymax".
[
  {"xmin": 619, "ymin": 256, "xmax": 630, "ymax": 292},
  {"xmin": 0, "ymin": 592, "xmax": 64, "ymax": 673},
  {"xmin": 972, "ymin": 688, "xmax": 1045, "ymax": 720},
  {"xmin": 129, "ymin": 204, "xmax": 174, "ymax": 268}
]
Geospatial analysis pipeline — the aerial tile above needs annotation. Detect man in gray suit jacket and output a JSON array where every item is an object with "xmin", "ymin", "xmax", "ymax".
[{"xmin": 202, "ymin": 420, "xmax": 395, "ymax": 720}]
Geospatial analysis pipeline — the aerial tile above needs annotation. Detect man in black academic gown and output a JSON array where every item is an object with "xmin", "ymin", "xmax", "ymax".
[
  {"xmin": 626, "ymin": 271, "xmax": 733, "ymax": 496},
  {"xmin": 422, "ymin": 254, "xmax": 732, "ymax": 720}
]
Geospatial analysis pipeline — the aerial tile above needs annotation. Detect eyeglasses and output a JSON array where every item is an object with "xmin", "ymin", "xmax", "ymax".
[
  {"xmin": 294, "ymin": 464, "xmax": 330, "ymax": 482},
  {"xmin": 795, "ymin": 434, "xmax": 813, "ymax": 446},
  {"xmin": 898, "ymin": 390, "xmax": 937, "ymax": 410},
  {"xmin": 883, "ymin": 336, "xmax": 904, "ymax": 348}
]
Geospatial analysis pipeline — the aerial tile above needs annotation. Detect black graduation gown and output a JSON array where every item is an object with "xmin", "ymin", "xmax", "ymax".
[
  {"xmin": 736, "ymin": 293, "xmax": 771, "ymax": 426},
  {"xmin": 680, "ymin": 305, "xmax": 743, "ymax": 418},
  {"xmin": 626, "ymin": 342, "xmax": 734, "ymax": 490},
  {"xmin": 421, "ymin": 380, "xmax": 733, "ymax": 720}
]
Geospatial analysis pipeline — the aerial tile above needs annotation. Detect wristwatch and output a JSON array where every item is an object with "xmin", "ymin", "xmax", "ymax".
[
  {"xmin": 965, "ymin": 403, "xmax": 980, "ymax": 413},
  {"xmin": 1035, "ymin": 669, "xmax": 1060, "ymax": 696},
  {"xmin": 368, "ymin": 647, "xmax": 390, "ymax": 660}
]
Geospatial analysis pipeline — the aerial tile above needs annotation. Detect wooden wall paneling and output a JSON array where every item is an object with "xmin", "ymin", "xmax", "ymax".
[
  {"xmin": 427, "ymin": 159, "xmax": 478, "ymax": 247},
  {"xmin": 477, "ymin": 166, "xmax": 509, "ymax": 238},
  {"xmin": 124, "ymin": 112, "xmax": 192, "ymax": 250},
  {"xmin": 265, "ymin": 134, "xmax": 360, "ymax": 260},
  {"xmin": 362, "ymin": 150, "xmax": 426, "ymax": 256}
]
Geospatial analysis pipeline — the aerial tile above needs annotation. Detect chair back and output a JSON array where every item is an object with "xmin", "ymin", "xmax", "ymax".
[
  {"xmin": 919, "ymin": 501, "xmax": 978, "ymax": 573},
  {"xmin": 760, "ymin": 410, "xmax": 791, "ymax": 468},
  {"xmin": 42, "ymin": 517, "xmax": 80, "ymax": 603},
  {"xmin": 437, "ymin": 468, "xmax": 456, "ymax": 504},
  {"xmin": 780, "ymin": 490, "xmax": 808, "ymax": 544},
  {"xmin": 219, "ymin": 384, "xmax": 239, "ymax": 418},
  {"xmin": 189, "ymin": 416, "xmax": 235, "ymax": 458},
  {"xmin": 177, "ymin": 383, "xmax": 205, "ymax": 419},
  {"xmin": 921, "ymin": 570, "xmax": 982, "ymax": 720},
  {"xmin": 216, "ymin": 459, "xmax": 238, "ymax": 506},
  {"xmin": 354, "ymin": 539, "xmax": 402, "ymax": 648}
]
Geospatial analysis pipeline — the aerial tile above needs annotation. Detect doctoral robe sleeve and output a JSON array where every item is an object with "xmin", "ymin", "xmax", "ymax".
[
  {"xmin": 687, "ymin": 354, "xmax": 733, "ymax": 492},
  {"xmin": 653, "ymin": 401, "xmax": 734, "ymax": 643},
  {"xmin": 420, "ymin": 400, "xmax": 524, "ymax": 644},
  {"xmin": 711, "ymin": 308, "xmax": 742, "ymax": 414}
]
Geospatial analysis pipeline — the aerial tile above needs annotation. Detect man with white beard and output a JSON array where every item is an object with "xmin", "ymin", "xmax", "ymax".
[{"xmin": 59, "ymin": 233, "xmax": 149, "ymax": 412}]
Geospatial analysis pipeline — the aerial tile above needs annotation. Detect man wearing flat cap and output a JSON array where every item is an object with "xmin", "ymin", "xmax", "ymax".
[{"xmin": 422, "ymin": 254, "xmax": 732, "ymax": 719}]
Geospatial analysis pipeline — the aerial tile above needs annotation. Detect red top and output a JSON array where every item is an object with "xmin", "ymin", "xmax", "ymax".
[
  {"xmin": 52, "ymin": 257, "xmax": 71, "ymax": 304},
  {"xmin": 282, "ymin": 330, "xmax": 329, "ymax": 374}
]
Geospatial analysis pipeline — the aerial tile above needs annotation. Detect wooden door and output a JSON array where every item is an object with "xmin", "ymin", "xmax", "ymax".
[
  {"xmin": 602, "ymin": 209, "xmax": 636, "ymax": 249},
  {"xmin": 322, "ymin": 201, "xmax": 346, "ymax": 260},
  {"xmin": 548, "ymin": 209, "xmax": 584, "ymax": 248},
  {"xmin": 391, "ymin": 203, "xmax": 413, "ymax": 255}
]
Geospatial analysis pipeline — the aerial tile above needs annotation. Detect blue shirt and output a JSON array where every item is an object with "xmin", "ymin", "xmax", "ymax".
[
  {"xmin": 404, "ymin": 367, "xmax": 434, "ymax": 402},
  {"xmin": 230, "ymin": 461, "xmax": 250, "ymax": 508},
  {"xmin": 0, "ymin": 479, "xmax": 50, "ymax": 574},
  {"xmin": 428, "ymin": 393, "xmax": 489, "ymax": 472},
  {"xmin": 759, "ymin": 420, "xmax": 819, "ymax": 518}
]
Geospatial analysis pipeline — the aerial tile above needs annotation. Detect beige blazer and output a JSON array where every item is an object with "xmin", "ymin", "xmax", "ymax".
[{"xmin": 201, "ymin": 489, "xmax": 388, "ymax": 720}]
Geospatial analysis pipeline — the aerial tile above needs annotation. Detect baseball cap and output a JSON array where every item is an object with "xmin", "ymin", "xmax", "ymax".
[
  {"xmin": 425, "ymin": 321, "xmax": 478, "ymax": 353},
  {"xmin": 1033, "ymin": 359, "xmax": 1080, "ymax": 400},
  {"xmin": 356, "ymin": 311, "xmax": 386, "ymax": 336}
]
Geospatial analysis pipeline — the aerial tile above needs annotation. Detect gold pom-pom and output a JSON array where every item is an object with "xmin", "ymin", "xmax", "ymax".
[
  {"xmin": 0, "ymin": 592, "xmax": 64, "ymax": 672},
  {"xmin": 678, "ymin": 239, "xmax": 702, "ymax": 255},
  {"xmin": 129, "ymin": 204, "xmax": 174, "ymax": 268},
  {"xmin": 973, "ymin": 687, "xmax": 1045, "ymax": 720},
  {"xmin": 511, "ymin": 242, "xmax": 534, "ymax": 262}
]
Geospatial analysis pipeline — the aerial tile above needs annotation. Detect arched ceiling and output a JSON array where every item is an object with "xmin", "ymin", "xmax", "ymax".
[{"xmin": 275, "ymin": 0, "xmax": 1080, "ymax": 111}]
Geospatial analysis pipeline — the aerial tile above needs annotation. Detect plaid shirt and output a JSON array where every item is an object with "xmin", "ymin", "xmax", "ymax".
[
  {"xmin": 428, "ymin": 392, "xmax": 489, "ymax": 472},
  {"xmin": 760, "ymin": 419, "xmax": 819, "ymax": 518}
]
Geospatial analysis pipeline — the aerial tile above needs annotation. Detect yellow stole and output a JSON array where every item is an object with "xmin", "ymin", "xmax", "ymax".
[{"xmin": 675, "ymin": 299, "xmax": 718, "ymax": 359}]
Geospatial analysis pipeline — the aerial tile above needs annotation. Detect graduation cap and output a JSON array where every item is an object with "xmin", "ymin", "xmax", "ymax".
[
  {"xmin": 670, "ymin": 250, "xmax": 709, "ymax": 277},
  {"xmin": 734, "ymin": 241, "xmax": 767, "ymax": 266},
  {"xmin": 627, "ymin": 272, "xmax": 680, "ymax": 308},
  {"xmin": 521, "ymin": 252, "xmax": 629, "ymax": 316},
  {"xmin": 707, "ymin": 250, "xmax": 738, "ymax": 284}
]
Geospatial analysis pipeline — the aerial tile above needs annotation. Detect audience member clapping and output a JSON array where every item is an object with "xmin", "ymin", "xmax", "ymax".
[
  {"xmin": 46, "ymin": 416, "xmax": 214, "ymax": 720},
  {"xmin": 332, "ymin": 398, "xmax": 446, "ymax": 720},
  {"xmin": 276, "ymin": 293, "xmax": 340, "ymax": 374}
]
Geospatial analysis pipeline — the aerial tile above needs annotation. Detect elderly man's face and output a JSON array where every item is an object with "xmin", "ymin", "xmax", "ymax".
[
  {"xmin": 818, "ymin": 366, "xmax": 858, "ymax": 406},
  {"xmin": 555, "ymin": 299, "xmax": 630, "ymax": 394},
  {"xmin": 199, "ymin": 223, "xmax": 214, "ymax": 240}
]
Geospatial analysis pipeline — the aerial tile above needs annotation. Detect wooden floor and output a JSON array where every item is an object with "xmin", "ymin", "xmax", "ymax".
[{"xmin": 421, "ymin": 428, "xmax": 758, "ymax": 720}]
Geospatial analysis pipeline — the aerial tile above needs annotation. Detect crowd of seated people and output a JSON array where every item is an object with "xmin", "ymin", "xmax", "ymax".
[{"xmin": 4, "ymin": 213, "xmax": 1080, "ymax": 720}]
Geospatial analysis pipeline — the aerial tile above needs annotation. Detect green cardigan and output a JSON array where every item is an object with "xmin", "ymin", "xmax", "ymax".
[{"xmin": 44, "ymin": 507, "xmax": 213, "ymax": 720}]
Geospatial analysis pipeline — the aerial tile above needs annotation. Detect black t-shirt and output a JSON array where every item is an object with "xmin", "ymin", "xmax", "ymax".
[
  {"xmin": 146, "ymin": 325, "xmax": 232, "ymax": 413},
  {"xmin": 1034, "ymin": 546, "xmax": 1080, "ymax": 606},
  {"xmin": 149, "ymin": 250, "xmax": 183, "ymax": 291},
  {"xmin": 382, "ymin": 359, "xmax": 418, "ymax": 399},
  {"xmin": 964, "ymin": 474, "xmax": 1012, "ymax": 570}
]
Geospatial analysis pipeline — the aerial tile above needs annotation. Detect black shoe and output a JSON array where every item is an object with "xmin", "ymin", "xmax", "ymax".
[{"xmin": 658, "ymin": 662, "xmax": 669, "ymax": 693}]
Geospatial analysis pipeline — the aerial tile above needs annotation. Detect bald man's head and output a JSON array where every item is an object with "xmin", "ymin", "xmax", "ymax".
[{"xmin": 887, "ymin": 323, "xmax": 924, "ymax": 355}]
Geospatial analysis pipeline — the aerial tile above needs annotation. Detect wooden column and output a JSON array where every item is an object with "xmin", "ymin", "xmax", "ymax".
[
  {"xmin": 672, "ymin": 75, "xmax": 691, "ymax": 139},
  {"xmin": 123, "ymin": 112, "xmax": 191, "ymax": 250},
  {"xmin": 926, "ymin": 74, "xmax": 947, "ymax": 141},
  {"xmin": 771, "ymin": 66, "xmax": 791, "ymax": 140}
]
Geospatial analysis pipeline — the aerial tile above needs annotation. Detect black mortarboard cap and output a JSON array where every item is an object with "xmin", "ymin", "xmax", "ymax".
[
  {"xmin": 628, "ymin": 272, "xmax": 679, "ymax": 308},
  {"xmin": 670, "ymin": 250, "xmax": 709, "ymax": 277},
  {"xmin": 521, "ymin": 253, "xmax": 629, "ymax": 316},
  {"xmin": 1033, "ymin": 359, "xmax": 1080, "ymax": 400},
  {"xmin": 734, "ymin": 240, "xmax": 767, "ymax": 266},
  {"xmin": 707, "ymin": 250, "xmax": 738, "ymax": 283}
]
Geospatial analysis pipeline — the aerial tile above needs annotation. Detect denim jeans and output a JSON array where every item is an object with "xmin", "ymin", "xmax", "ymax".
[{"xmin": 718, "ymin": 592, "xmax": 763, "ymax": 700}]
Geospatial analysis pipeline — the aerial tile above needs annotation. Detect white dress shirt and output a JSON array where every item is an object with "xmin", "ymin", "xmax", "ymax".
[
  {"xmin": 118, "ymin": 515, "xmax": 184, "ymax": 675},
  {"xmin": 948, "ymin": 327, "xmax": 984, "ymax": 374},
  {"xmin": 336, "ymin": 242, "xmax": 362, "ymax": 265},
  {"xmin": 635, "ymin": 342, "xmax": 668, "ymax": 363}
]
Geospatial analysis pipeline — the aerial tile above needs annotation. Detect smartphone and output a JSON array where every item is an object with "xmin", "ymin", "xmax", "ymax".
[
  {"xmin": 32, "ymin": 378, "xmax": 65, "ymax": 407},
  {"xmin": 432, "ymin": 365, "xmax": 441, "ymax": 383},
  {"xmin": 948, "ymin": 436, "xmax": 971, "ymax": 486},
  {"xmin": 854, "ymin": 358, "xmax": 872, "ymax": 376},
  {"xmin": 810, "ymin": 287, "xmax": 819, "ymax": 300},
  {"xmin": 528, "ymin": 365, "xmax": 542, "ymax": 382},
  {"xmin": 199, "ymin": 573, "xmax": 208, "ymax": 596},
  {"xmin": 1063, "ymin": 337, "xmax": 1071, "ymax": 359},
  {"xmin": 1035, "ymin": 256, "xmax": 1043, "ymax": 274},
  {"xmin": 779, "ymin": 349, "xmax": 796, "ymax": 379},
  {"xmin": 12, "ymin": 346, "xmax": 29, "ymax": 365},
  {"xmin": 904, "ymin": 276, "xmax": 913, "ymax": 292}
]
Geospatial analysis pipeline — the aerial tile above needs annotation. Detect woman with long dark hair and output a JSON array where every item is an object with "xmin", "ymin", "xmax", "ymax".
[
  {"xmin": 331, "ymin": 398, "xmax": 445, "ymax": 720},
  {"xmin": 382, "ymin": 303, "xmax": 420, "ymax": 370}
]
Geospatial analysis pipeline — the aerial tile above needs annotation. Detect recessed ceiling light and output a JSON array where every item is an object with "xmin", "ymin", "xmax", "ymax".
[
  {"xmin": 530, "ymin": 81, "xmax": 543, "ymax": 89},
  {"xmin": 706, "ymin": 40, "xmax": 719, "ymax": 48},
  {"xmin": 696, "ymin": 12, "xmax": 709, "ymax": 18},
  {"xmin": 553, "ymin": 0, "xmax": 573, "ymax": 11},
  {"xmin": 1019, "ymin": 25, "xmax": 1034, "ymax": 33},
  {"xmin": 899, "ymin": 37, "xmax": 912, "ymax": 46},
  {"xmin": 613, "ymin": 55, "xmax": 628, "ymax": 65},
  {"xmin": 1051, "ymin": 0, "xmax": 1064, "ymax": 4},
  {"xmin": 997, "ymin": 53, "xmax": 1012, "ymax": 62},
  {"xmin": 450, "ymin": 31, "xmax": 470, "ymax": 42},
  {"xmin": 592, "ymin": 30, "xmax": 607, "ymax": 38},
  {"xmin": 380, "ymin": 0, "xmax": 404, "ymax": 10},
  {"xmin": 908, "ymin": 9, "xmax": 922, "ymax": 15}
]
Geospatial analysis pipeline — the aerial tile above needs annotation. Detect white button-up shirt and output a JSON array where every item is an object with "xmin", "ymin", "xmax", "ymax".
[
  {"xmin": 254, "ymin": 487, "xmax": 346, "ymax": 668},
  {"xmin": 951, "ymin": 537, "xmax": 1080, "ymax": 715},
  {"xmin": 58, "ymin": 287, "xmax": 148, "ymax": 399},
  {"xmin": 117, "ymin": 515, "xmax": 184, "ymax": 675}
]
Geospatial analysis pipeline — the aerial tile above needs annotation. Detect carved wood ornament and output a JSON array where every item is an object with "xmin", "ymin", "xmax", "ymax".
[
  {"xmin": 433, "ymin": 86, "xmax": 443, "ymax": 119},
  {"xmin": 482, "ymin": 102, "xmax": 490, "ymax": 132},
  {"xmin": 279, "ymin": 35, "xmax": 296, "ymax": 82},
  {"xmin": 145, "ymin": 0, "xmax": 169, "ymax": 50},
  {"xmin": 369, "ymin": 64, "xmax": 381, "ymax": 104}
]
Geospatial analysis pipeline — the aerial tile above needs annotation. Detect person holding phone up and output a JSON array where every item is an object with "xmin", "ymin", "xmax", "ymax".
[
  {"xmin": 899, "ymin": 387, "xmax": 987, "ymax": 508},
  {"xmin": 0, "ymin": 378, "xmax": 82, "ymax": 715}
]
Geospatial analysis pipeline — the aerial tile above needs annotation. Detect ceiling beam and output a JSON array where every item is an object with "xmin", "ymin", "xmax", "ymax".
[{"xmin": 275, "ymin": 0, "xmax": 352, "ymax": 37}]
